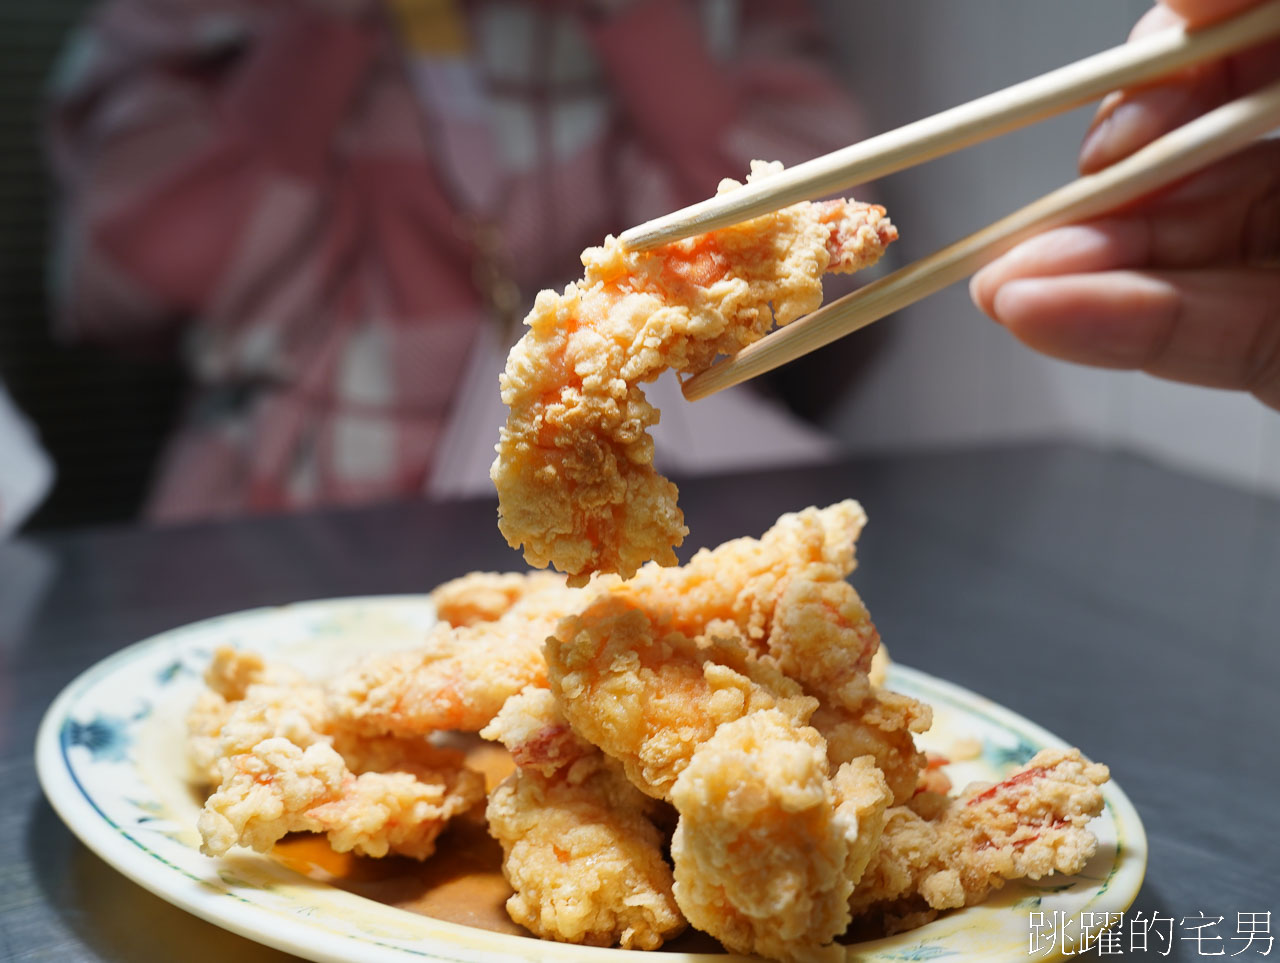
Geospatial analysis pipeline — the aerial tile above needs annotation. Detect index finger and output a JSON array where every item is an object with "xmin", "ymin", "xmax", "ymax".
[
  {"xmin": 1163, "ymin": 0, "xmax": 1263, "ymax": 27},
  {"xmin": 1079, "ymin": 1, "xmax": 1280, "ymax": 173}
]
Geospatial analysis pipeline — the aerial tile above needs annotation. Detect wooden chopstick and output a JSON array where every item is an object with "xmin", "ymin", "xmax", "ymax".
[
  {"xmin": 620, "ymin": 0, "xmax": 1280, "ymax": 252},
  {"xmin": 680, "ymin": 77, "xmax": 1280, "ymax": 402}
]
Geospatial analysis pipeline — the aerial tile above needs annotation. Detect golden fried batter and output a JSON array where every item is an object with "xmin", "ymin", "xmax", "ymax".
[
  {"xmin": 191, "ymin": 647, "xmax": 485, "ymax": 859},
  {"xmin": 492, "ymin": 163, "xmax": 896, "ymax": 585},
  {"xmin": 616, "ymin": 501, "xmax": 881, "ymax": 711},
  {"xmin": 850, "ymin": 748, "xmax": 1110, "ymax": 918},
  {"xmin": 487, "ymin": 764, "xmax": 684, "ymax": 950},
  {"xmin": 484, "ymin": 688, "xmax": 684, "ymax": 949},
  {"xmin": 546, "ymin": 588, "xmax": 815, "ymax": 799},
  {"xmin": 624, "ymin": 499, "xmax": 867, "ymax": 642},
  {"xmin": 670, "ymin": 711, "xmax": 891, "ymax": 963},
  {"xmin": 812, "ymin": 688, "xmax": 933, "ymax": 806},
  {"xmin": 186, "ymin": 646, "xmax": 329, "ymax": 784},
  {"xmin": 869, "ymin": 645, "xmax": 891, "ymax": 688},
  {"xmin": 199, "ymin": 737, "xmax": 483, "ymax": 859},
  {"xmin": 480, "ymin": 685, "xmax": 596, "ymax": 777},
  {"xmin": 329, "ymin": 575, "xmax": 582, "ymax": 736},
  {"xmin": 432, "ymin": 570, "xmax": 567, "ymax": 627}
]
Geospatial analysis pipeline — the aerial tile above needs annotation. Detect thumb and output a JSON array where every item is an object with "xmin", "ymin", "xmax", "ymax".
[{"xmin": 986, "ymin": 267, "xmax": 1280, "ymax": 410}]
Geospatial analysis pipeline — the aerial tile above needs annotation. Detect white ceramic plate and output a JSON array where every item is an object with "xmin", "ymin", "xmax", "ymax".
[{"xmin": 36, "ymin": 596, "xmax": 1146, "ymax": 963}]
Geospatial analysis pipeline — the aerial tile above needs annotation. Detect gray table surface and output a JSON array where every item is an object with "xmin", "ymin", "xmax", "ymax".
[{"xmin": 2, "ymin": 442, "xmax": 1277, "ymax": 962}]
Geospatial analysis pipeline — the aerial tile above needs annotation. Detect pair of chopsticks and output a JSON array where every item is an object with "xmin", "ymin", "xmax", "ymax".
[{"xmin": 620, "ymin": 1, "xmax": 1280, "ymax": 402}]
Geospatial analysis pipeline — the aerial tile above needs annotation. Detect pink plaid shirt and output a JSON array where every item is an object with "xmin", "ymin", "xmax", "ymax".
[{"xmin": 47, "ymin": 0, "xmax": 866, "ymax": 522}]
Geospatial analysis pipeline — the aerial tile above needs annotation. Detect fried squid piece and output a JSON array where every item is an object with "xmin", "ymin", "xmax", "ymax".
[
  {"xmin": 767, "ymin": 566, "xmax": 880, "ymax": 712},
  {"xmin": 480, "ymin": 685, "xmax": 597, "ymax": 777},
  {"xmin": 492, "ymin": 162, "xmax": 896, "ymax": 585},
  {"xmin": 328, "ymin": 576, "xmax": 582, "ymax": 736},
  {"xmin": 188, "ymin": 647, "xmax": 456, "ymax": 781},
  {"xmin": 483, "ymin": 688, "xmax": 684, "ymax": 949},
  {"xmin": 203, "ymin": 645, "xmax": 309, "ymax": 699},
  {"xmin": 191, "ymin": 647, "xmax": 485, "ymax": 859},
  {"xmin": 546, "ymin": 588, "xmax": 815, "ymax": 799},
  {"xmin": 812, "ymin": 688, "xmax": 933, "ymax": 806},
  {"xmin": 850, "ymin": 748, "xmax": 1111, "ymax": 920},
  {"xmin": 670, "ymin": 711, "xmax": 891, "ymax": 963},
  {"xmin": 198, "ymin": 737, "xmax": 484, "ymax": 859},
  {"xmin": 432, "ymin": 570, "xmax": 567, "ymax": 627},
  {"xmin": 627, "ymin": 500, "xmax": 865, "ymax": 635},
  {"xmin": 186, "ymin": 646, "xmax": 329, "ymax": 784},
  {"xmin": 623, "ymin": 500, "xmax": 881, "ymax": 711}
]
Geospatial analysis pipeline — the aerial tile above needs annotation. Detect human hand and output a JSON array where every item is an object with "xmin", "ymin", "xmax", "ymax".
[{"xmin": 970, "ymin": 0, "xmax": 1280, "ymax": 410}]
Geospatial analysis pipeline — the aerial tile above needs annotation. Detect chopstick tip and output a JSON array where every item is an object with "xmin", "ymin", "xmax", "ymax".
[
  {"xmin": 680, "ymin": 363, "xmax": 728, "ymax": 402},
  {"xmin": 618, "ymin": 223, "xmax": 666, "ymax": 252}
]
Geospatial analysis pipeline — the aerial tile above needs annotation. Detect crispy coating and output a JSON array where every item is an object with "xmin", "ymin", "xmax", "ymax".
[
  {"xmin": 767, "ymin": 566, "xmax": 879, "ymax": 711},
  {"xmin": 492, "ymin": 162, "xmax": 896, "ymax": 585},
  {"xmin": 484, "ymin": 688, "xmax": 684, "ymax": 949},
  {"xmin": 199, "ymin": 737, "xmax": 347, "ymax": 855},
  {"xmin": 626, "ymin": 500, "xmax": 866, "ymax": 638},
  {"xmin": 330, "ymin": 730, "xmax": 474, "ymax": 779},
  {"xmin": 812, "ymin": 689, "xmax": 932, "ymax": 805},
  {"xmin": 669, "ymin": 711, "xmax": 891, "ymax": 963},
  {"xmin": 835, "ymin": 755, "xmax": 898, "ymax": 891},
  {"xmin": 545, "ymin": 503, "xmax": 899, "ymax": 804},
  {"xmin": 186, "ymin": 647, "xmax": 330, "ymax": 784},
  {"xmin": 487, "ymin": 765, "xmax": 684, "ymax": 950},
  {"xmin": 546, "ymin": 588, "xmax": 815, "ymax": 799},
  {"xmin": 203, "ymin": 645, "xmax": 308, "ymax": 700},
  {"xmin": 849, "ymin": 748, "xmax": 1110, "ymax": 916},
  {"xmin": 432, "ymin": 570, "xmax": 567, "ymax": 627},
  {"xmin": 198, "ymin": 737, "xmax": 484, "ymax": 859},
  {"xmin": 329, "ymin": 578, "xmax": 583, "ymax": 736},
  {"xmin": 305, "ymin": 767, "xmax": 483, "ymax": 860},
  {"xmin": 623, "ymin": 500, "xmax": 880, "ymax": 711},
  {"xmin": 480, "ymin": 686, "xmax": 596, "ymax": 778},
  {"xmin": 188, "ymin": 647, "xmax": 457, "ymax": 783},
  {"xmin": 187, "ymin": 690, "xmax": 236, "ymax": 783},
  {"xmin": 192, "ymin": 647, "xmax": 485, "ymax": 859},
  {"xmin": 869, "ymin": 645, "xmax": 890, "ymax": 689}
]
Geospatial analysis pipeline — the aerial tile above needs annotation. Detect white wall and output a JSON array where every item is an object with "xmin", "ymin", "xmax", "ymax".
[{"xmin": 814, "ymin": 0, "xmax": 1280, "ymax": 496}]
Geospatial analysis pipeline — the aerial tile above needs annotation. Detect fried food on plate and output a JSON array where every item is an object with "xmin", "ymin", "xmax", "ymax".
[
  {"xmin": 624, "ymin": 500, "xmax": 881, "ymax": 711},
  {"xmin": 431, "ymin": 570, "xmax": 567, "ymax": 627},
  {"xmin": 626, "ymin": 499, "xmax": 865, "ymax": 638},
  {"xmin": 198, "ymin": 737, "xmax": 483, "ymax": 859},
  {"xmin": 671, "ymin": 711, "xmax": 891, "ymax": 963},
  {"xmin": 187, "ymin": 501, "xmax": 1114, "ymax": 961},
  {"xmin": 812, "ymin": 688, "xmax": 932, "ymax": 806},
  {"xmin": 850, "ymin": 748, "xmax": 1110, "ymax": 923},
  {"xmin": 190, "ymin": 646, "xmax": 485, "ymax": 859},
  {"xmin": 545, "ymin": 502, "xmax": 892, "ymax": 799},
  {"xmin": 492, "ymin": 162, "xmax": 896, "ymax": 586},
  {"xmin": 481, "ymin": 685, "xmax": 597, "ymax": 777},
  {"xmin": 483, "ymin": 688, "xmax": 684, "ymax": 949},
  {"xmin": 187, "ymin": 646, "xmax": 330, "ymax": 784},
  {"xmin": 328, "ymin": 573, "xmax": 582, "ymax": 736},
  {"xmin": 546, "ymin": 588, "xmax": 816, "ymax": 799}
]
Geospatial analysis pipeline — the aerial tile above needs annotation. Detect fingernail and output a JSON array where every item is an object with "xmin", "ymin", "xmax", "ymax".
[
  {"xmin": 990, "ymin": 280, "xmax": 1034, "ymax": 328},
  {"xmin": 969, "ymin": 270, "xmax": 998, "ymax": 321},
  {"xmin": 1079, "ymin": 115, "xmax": 1112, "ymax": 170}
]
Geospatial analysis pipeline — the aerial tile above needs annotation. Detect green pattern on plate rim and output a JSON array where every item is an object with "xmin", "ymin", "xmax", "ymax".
[{"xmin": 36, "ymin": 596, "xmax": 1147, "ymax": 963}]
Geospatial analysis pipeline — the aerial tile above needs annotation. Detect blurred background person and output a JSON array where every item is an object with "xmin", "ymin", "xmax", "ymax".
[{"xmin": 43, "ymin": 0, "xmax": 876, "ymax": 523}]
